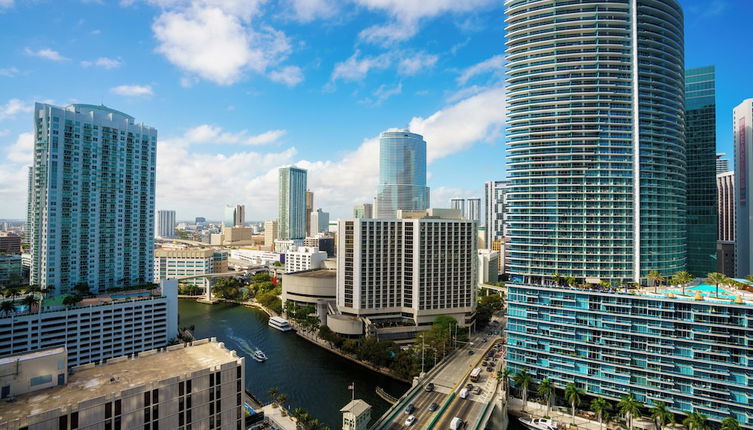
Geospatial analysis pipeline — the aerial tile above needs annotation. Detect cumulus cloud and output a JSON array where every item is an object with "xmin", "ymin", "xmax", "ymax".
[
  {"xmin": 361, "ymin": 82, "xmax": 402, "ymax": 106},
  {"xmin": 182, "ymin": 124, "xmax": 286, "ymax": 145},
  {"xmin": 457, "ymin": 54, "xmax": 505, "ymax": 86},
  {"xmin": 24, "ymin": 47, "xmax": 69, "ymax": 62},
  {"xmin": 286, "ymin": 0, "xmax": 338, "ymax": 22},
  {"xmin": 6, "ymin": 132, "xmax": 33, "ymax": 164},
  {"xmin": 0, "ymin": 98, "xmax": 32, "ymax": 120},
  {"xmin": 268, "ymin": 66, "xmax": 304, "ymax": 87},
  {"xmin": 81, "ymin": 57, "xmax": 123, "ymax": 69},
  {"xmin": 0, "ymin": 0, "xmax": 13, "ymax": 9},
  {"xmin": 331, "ymin": 50, "xmax": 437, "ymax": 83},
  {"xmin": 0, "ymin": 67, "xmax": 21, "ymax": 77},
  {"xmin": 110, "ymin": 84, "xmax": 153, "ymax": 97},
  {"xmin": 398, "ymin": 52, "xmax": 438, "ymax": 76}
]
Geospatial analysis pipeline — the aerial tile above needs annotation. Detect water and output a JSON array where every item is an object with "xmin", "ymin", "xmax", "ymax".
[{"xmin": 179, "ymin": 300, "xmax": 409, "ymax": 428}]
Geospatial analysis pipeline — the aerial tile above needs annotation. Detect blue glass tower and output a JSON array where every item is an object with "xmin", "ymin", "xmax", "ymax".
[
  {"xmin": 375, "ymin": 130, "xmax": 430, "ymax": 218},
  {"xmin": 278, "ymin": 167, "xmax": 307, "ymax": 240}
]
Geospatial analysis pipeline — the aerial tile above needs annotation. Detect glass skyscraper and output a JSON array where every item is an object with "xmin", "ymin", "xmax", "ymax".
[
  {"xmin": 375, "ymin": 130, "xmax": 430, "ymax": 218},
  {"xmin": 28, "ymin": 103, "xmax": 157, "ymax": 295},
  {"xmin": 685, "ymin": 66, "xmax": 718, "ymax": 276},
  {"xmin": 278, "ymin": 167, "xmax": 307, "ymax": 240},
  {"xmin": 505, "ymin": 0, "xmax": 686, "ymax": 284}
]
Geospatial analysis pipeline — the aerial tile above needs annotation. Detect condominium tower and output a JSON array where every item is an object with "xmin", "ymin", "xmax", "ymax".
[
  {"xmin": 375, "ymin": 130, "xmax": 430, "ymax": 218},
  {"xmin": 717, "ymin": 153, "xmax": 731, "ymax": 175},
  {"xmin": 734, "ymin": 98, "xmax": 753, "ymax": 277},
  {"xmin": 353, "ymin": 203, "xmax": 373, "ymax": 219},
  {"xmin": 156, "ymin": 209, "xmax": 176, "ymax": 238},
  {"xmin": 306, "ymin": 190, "xmax": 314, "ymax": 236},
  {"xmin": 28, "ymin": 103, "xmax": 157, "ymax": 295},
  {"xmin": 484, "ymin": 180, "xmax": 507, "ymax": 249},
  {"xmin": 310, "ymin": 208, "xmax": 330, "ymax": 234},
  {"xmin": 223, "ymin": 204, "xmax": 244, "ymax": 227},
  {"xmin": 717, "ymin": 171, "xmax": 735, "ymax": 276},
  {"xmin": 466, "ymin": 198, "xmax": 481, "ymax": 224},
  {"xmin": 278, "ymin": 167, "xmax": 307, "ymax": 240},
  {"xmin": 450, "ymin": 198, "xmax": 465, "ymax": 217},
  {"xmin": 505, "ymin": 0, "xmax": 686, "ymax": 283},
  {"xmin": 685, "ymin": 66, "xmax": 717, "ymax": 276}
]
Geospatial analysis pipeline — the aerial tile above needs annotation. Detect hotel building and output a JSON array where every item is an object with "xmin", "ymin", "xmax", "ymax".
[
  {"xmin": 734, "ymin": 98, "xmax": 753, "ymax": 277},
  {"xmin": 284, "ymin": 246, "xmax": 327, "ymax": 273}
]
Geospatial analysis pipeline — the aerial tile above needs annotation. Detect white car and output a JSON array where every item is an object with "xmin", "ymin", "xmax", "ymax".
[
  {"xmin": 459, "ymin": 388, "xmax": 469, "ymax": 399},
  {"xmin": 405, "ymin": 415, "xmax": 417, "ymax": 426}
]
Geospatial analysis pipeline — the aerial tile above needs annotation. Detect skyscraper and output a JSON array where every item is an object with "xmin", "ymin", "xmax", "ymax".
[
  {"xmin": 717, "ymin": 153, "xmax": 731, "ymax": 174},
  {"xmin": 306, "ymin": 190, "xmax": 314, "ymax": 236},
  {"xmin": 734, "ymin": 98, "xmax": 753, "ymax": 277},
  {"xmin": 223, "ymin": 204, "xmax": 244, "ymax": 227},
  {"xmin": 685, "ymin": 66, "xmax": 717, "ymax": 276},
  {"xmin": 505, "ymin": 0, "xmax": 685, "ymax": 283},
  {"xmin": 28, "ymin": 103, "xmax": 157, "ymax": 295},
  {"xmin": 717, "ymin": 171, "xmax": 735, "ymax": 276},
  {"xmin": 310, "ymin": 208, "xmax": 330, "ymax": 235},
  {"xmin": 450, "ymin": 198, "xmax": 465, "ymax": 217},
  {"xmin": 375, "ymin": 130, "xmax": 430, "ymax": 218},
  {"xmin": 157, "ymin": 210, "xmax": 176, "ymax": 238},
  {"xmin": 484, "ymin": 180, "xmax": 507, "ymax": 249},
  {"xmin": 466, "ymin": 198, "xmax": 481, "ymax": 224},
  {"xmin": 279, "ymin": 167, "xmax": 307, "ymax": 240},
  {"xmin": 353, "ymin": 203, "xmax": 373, "ymax": 219}
]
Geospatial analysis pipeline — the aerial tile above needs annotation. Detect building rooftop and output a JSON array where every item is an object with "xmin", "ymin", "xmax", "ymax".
[
  {"xmin": 285, "ymin": 269, "xmax": 336, "ymax": 278},
  {"xmin": 340, "ymin": 399, "xmax": 371, "ymax": 416},
  {"xmin": 0, "ymin": 347, "xmax": 65, "ymax": 367},
  {"xmin": 0, "ymin": 339, "xmax": 241, "ymax": 426}
]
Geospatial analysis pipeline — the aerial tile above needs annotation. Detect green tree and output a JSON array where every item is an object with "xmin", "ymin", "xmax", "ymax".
[
  {"xmin": 552, "ymin": 272, "xmax": 562, "ymax": 286},
  {"xmin": 62, "ymin": 294, "xmax": 82, "ymax": 308},
  {"xmin": 20, "ymin": 294, "xmax": 37, "ymax": 313},
  {"xmin": 268, "ymin": 386, "xmax": 280, "ymax": 403},
  {"xmin": 683, "ymin": 412, "xmax": 709, "ymax": 430},
  {"xmin": 649, "ymin": 401, "xmax": 674, "ymax": 430},
  {"xmin": 720, "ymin": 417, "xmax": 741, "ymax": 430},
  {"xmin": 476, "ymin": 294, "xmax": 503, "ymax": 328},
  {"xmin": 537, "ymin": 378, "xmax": 555, "ymax": 416},
  {"xmin": 73, "ymin": 282, "xmax": 91, "ymax": 296},
  {"xmin": 618, "ymin": 393, "xmax": 642, "ymax": 430},
  {"xmin": 705, "ymin": 272, "xmax": 727, "ymax": 298},
  {"xmin": 566, "ymin": 276, "xmax": 577, "ymax": 288},
  {"xmin": 497, "ymin": 368, "xmax": 512, "ymax": 399},
  {"xmin": 0, "ymin": 300, "xmax": 15, "ymax": 316},
  {"xmin": 671, "ymin": 271, "xmax": 694, "ymax": 295},
  {"xmin": 647, "ymin": 271, "xmax": 665, "ymax": 293},
  {"xmin": 564, "ymin": 382, "xmax": 584, "ymax": 423},
  {"xmin": 513, "ymin": 370, "xmax": 532, "ymax": 409},
  {"xmin": 590, "ymin": 397, "xmax": 611, "ymax": 430}
]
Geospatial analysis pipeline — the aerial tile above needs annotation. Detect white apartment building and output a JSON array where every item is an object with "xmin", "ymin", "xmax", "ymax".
[
  {"xmin": 336, "ymin": 209, "xmax": 477, "ymax": 339},
  {"xmin": 0, "ymin": 280, "xmax": 178, "ymax": 368},
  {"xmin": 154, "ymin": 248, "xmax": 228, "ymax": 289},
  {"xmin": 484, "ymin": 180, "xmax": 507, "ymax": 249},
  {"xmin": 157, "ymin": 210, "xmax": 176, "ymax": 238},
  {"xmin": 285, "ymin": 246, "xmax": 327, "ymax": 273},
  {"xmin": 477, "ymin": 249, "xmax": 499, "ymax": 287},
  {"xmin": 0, "ymin": 338, "xmax": 244, "ymax": 430},
  {"xmin": 311, "ymin": 208, "xmax": 330, "ymax": 235},
  {"xmin": 735, "ymin": 99, "xmax": 753, "ymax": 277},
  {"xmin": 28, "ymin": 103, "xmax": 157, "ymax": 295},
  {"xmin": 230, "ymin": 249, "xmax": 281, "ymax": 266}
]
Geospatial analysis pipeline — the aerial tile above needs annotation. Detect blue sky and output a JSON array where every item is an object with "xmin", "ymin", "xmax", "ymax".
[{"xmin": 0, "ymin": 0, "xmax": 750, "ymax": 220}]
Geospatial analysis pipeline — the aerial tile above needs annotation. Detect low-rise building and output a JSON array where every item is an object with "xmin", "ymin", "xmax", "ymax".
[
  {"xmin": 0, "ymin": 232, "xmax": 21, "ymax": 254},
  {"xmin": 304, "ymin": 235, "xmax": 335, "ymax": 257},
  {"xmin": 281, "ymin": 269, "xmax": 336, "ymax": 323},
  {"xmin": 0, "ymin": 338, "xmax": 244, "ymax": 430},
  {"xmin": 154, "ymin": 248, "xmax": 228, "ymax": 289},
  {"xmin": 230, "ymin": 249, "xmax": 281, "ymax": 266},
  {"xmin": 0, "ymin": 255, "xmax": 22, "ymax": 284},
  {"xmin": 285, "ymin": 246, "xmax": 327, "ymax": 273},
  {"xmin": 341, "ymin": 399, "xmax": 371, "ymax": 430},
  {"xmin": 0, "ymin": 347, "xmax": 67, "ymax": 400}
]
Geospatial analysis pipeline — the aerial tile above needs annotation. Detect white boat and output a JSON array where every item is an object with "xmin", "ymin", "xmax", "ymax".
[
  {"xmin": 519, "ymin": 417, "xmax": 561, "ymax": 430},
  {"xmin": 252, "ymin": 349, "xmax": 267, "ymax": 362},
  {"xmin": 268, "ymin": 316, "xmax": 293, "ymax": 332}
]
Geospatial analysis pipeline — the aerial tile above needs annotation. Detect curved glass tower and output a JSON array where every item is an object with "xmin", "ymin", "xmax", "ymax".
[
  {"xmin": 505, "ymin": 0, "xmax": 685, "ymax": 283},
  {"xmin": 376, "ymin": 130, "xmax": 430, "ymax": 218}
]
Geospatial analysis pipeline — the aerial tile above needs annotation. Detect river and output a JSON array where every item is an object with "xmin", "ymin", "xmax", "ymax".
[{"xmin": 178, "ymin": 300, "xmax": 409, "ymax": 428}]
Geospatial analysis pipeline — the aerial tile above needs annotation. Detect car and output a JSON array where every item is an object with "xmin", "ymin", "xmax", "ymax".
[
  {"xmin": 405, "ymin": 404, "xmax": 416, "ymax": 414},
  {"xmin": 474, "ymin": 387, "xmax": 482, "ymax": 395},
  {"xmin": 459, "ymin": 388, "xmax": 469, "ymax": 399},
  {"xmin": 405, "ymin": 415, "xmax": 417, "ymax": 426},
  {"xmin": 425, "ymin": 383, "xmax": 435, "ymax": 392},
  {"xmin": 467, "ymin": 350, "xmax": 474, "ymax": 355},
  {"xmin": 466, "ymin": 383, "xmax": 474, "ymax": 390},
  {"xmin": 482, "ymin": 361, "xmax": 488, "ymax": 367},
  {"xmin": 450, "ymin": 417, "xmax": 464, "ymax": 430},
  {"xmin": 428, "ymin": 402, "xmax": 439, "ymax": 411},
  {"xmin": 486, "ymin": 366, "xmax": 493, "ymax": 372}
]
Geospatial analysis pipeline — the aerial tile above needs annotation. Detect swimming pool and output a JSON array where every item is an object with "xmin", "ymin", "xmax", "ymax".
[{"xmin": 110, "ymin": 291, "xmax": 152, "ymax": 300}]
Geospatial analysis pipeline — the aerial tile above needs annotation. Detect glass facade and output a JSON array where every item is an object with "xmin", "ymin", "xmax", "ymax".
[
  {"xmin": 685, "ymin": 66, "xmax": 718, "ymax": 276},
  {"xmin": 278, "ymin": 167, "xmax": 307, "ymax": 240},
  {"xmin": 505, "ymin": 0, "xmax": 685, "ymax": 283},
  {"xmin": 375, "ymin": 131, "xmax": 430, "ymax": 218}
]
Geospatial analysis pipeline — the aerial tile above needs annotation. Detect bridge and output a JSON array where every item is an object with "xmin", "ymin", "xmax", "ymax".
[{"xmin": 175, "ymin": 266, "xmax": 267, "ymax": 302}]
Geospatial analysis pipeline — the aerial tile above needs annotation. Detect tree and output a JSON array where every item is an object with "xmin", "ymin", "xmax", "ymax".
[
  {"xmin": 683, "ymin": 412, "xmax": 709, "ymax": 430},
  {"xmin": 647, "ymin": 271, "xmax": 665, "ymax": 293},
  {"xmin": 477, "ymin": 294, "xmax": 503, "ymax": 328},
  {"xmin": 671, "ymin": 271, "xmax": 694, "ymax": 295},
  {"xmin": 62, "ymin": 294, "xmax": 82, "ymax": 308},
  {"xmin": 497, "ymin": 368, "xmax": 512, "ymax": 398},
  {"xmin": 649, "ymin": 401, "xmax": 674, "ymax": 430},
  {"xmin": 277, "ymin": 393, "xmax": 288, "ymax": 406},
  {"xmin": 720, "ymin": 417, "xmax": 741, "ymax": 430},
  {"xmin": 513, "ymin": 370, "xmax": 532, "ymax": 409},
  {"xmin": 618, "ymin": 393, "xmax": 642, "ymax": 430},
  {"xmin": 268, "ymin": 386, "xmax": 280, "ymax": 403},
  {"xmin": 566, "ymin": 276, "xmax": 577, "ymax": 288},
  {"xmin": 20, "ymin": 294, "xmax": 37, "ymax": 313},
  {"xmin": 73, "ymin": 282, "xmax": 91, "ymax": 296},
  {"xmin": 0, "ymin": 300, "xmax": 15, "ymax": 316},
  {"xmin": 537, "ymin": 378, "xmax": 555, "ymax": 416},
  {"xmin": 552, "ymin": 272, "xmax": 562, "ymax": 286},
  {"xmin": 706, "ymin": 272, "xmax": 727, "ymax": 298},
  {"xmin": 564, "ymin": 382, "xmax": 584, "ymax": 423},
  {"xmin": 590, "ymin": 397, "xmax": 611, "ymax": 430}
]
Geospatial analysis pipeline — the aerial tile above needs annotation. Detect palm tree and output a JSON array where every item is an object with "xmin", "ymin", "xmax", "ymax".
[
  {"xmin": 564, "ymin": 382, "xmax": 584, "ymax": 423},
  {"xmin": 706, "ymin": 272, "xmax": 728, "ymax": 298},
  {"xmin": 513, "ymin": 370, "xmax": 533, "ymax": 410},
  {"xmin": 0, "ymin": 300, "xmax": 15, "ymax": 316},
  {"xmin": 268, "ymin": 386, "xmax": 280, "ymax": 404},
  {"xmin": 552, "ymin": 272, "xmax": 562, "ymax": 287},
  {"xmin": 277, "ymin": 393, "xmax": 288, "ymax": 406},
  {"xmin": 683, "ymin": 411, "xmax": 709, "ymax": 430},
  {"xmin": 618, "ymin": 393, "xmax": 642, "ymax": 430},
  {"xmin": 20, "ymin": 294, "xmax": 37, "ymax": 313},
  {"xmin": 537, "ymin": 378, "xmax": 555, "ymax": 416},
  {"xmin": 720, "ymin": 417, "xmax": 741, "ymax": 430},
  {"xmin": 497, "ymin": 368, "xmax": 512, "ymax": 399},
  {"xmin": 590, "ymin": 397, "xmax": 611, "ymax": 430},
  {"xmin": 647, "ymin": 271, "xmax": 665, "ymax": 293},
  {"xmin": 566, "ymin": 276, "xmax": 577, "ymax": 288},
  {"xmin": 649, "ymin": 401, "xmax": 674, "ymax": 430}
]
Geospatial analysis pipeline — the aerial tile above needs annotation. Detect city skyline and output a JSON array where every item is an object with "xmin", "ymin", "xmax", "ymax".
[{"xmin": 0, "ymin": 0, "xmax": 751, "ymax": 220}]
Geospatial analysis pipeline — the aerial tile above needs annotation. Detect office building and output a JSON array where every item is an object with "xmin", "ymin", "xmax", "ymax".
[
  {"xmin": 0, "ymin": 232, "xmax": 21, "ymax": 254},
  {"xmin": 223, "ymin": 204, "xmax": 245, "ymax": 228},
  {"xmin": 735, "ymin": 99, "xmax": 753, "ymax": 277},
  {"xmin": 195, "ymin": 216, "xmax": 206, "ymax": 224},
  {"xmin": 0, "ymin": 255, "xmax": 22, "ymax": 284},
  {"xmin": 685, "ymin": 66, "xmax": 718, "ymax": 276},
  {"xmin": 336, "ymin": 209, "xmax": 476, "ymax": 339},
  {"xmin": 0, "ymin": 280, "xmax": 178, "ymax": 368},
  {"xmin": 274, "ymin": 239, "xmax": 303, "ymax": 254},
  {"xmin": 450, "ymin": 198, "xmax": 465, "ymax": 217},
  {"xmin": 717, "ymin": 153, "xmax": 730, "ymax": 175},
  {"xmin": 484, "ymin": 180, "xmax": 507, "ymax": 249},
  {"xmin": 284, "ymin": 246, "xmax": 327, "ymax": 273},
  {"xmin": 505, "ymin": 0, "xmax": 686, "ymax": 283},
  {"xmin": 281, "ymin": 268, "xmax": 336, "ymax": 323},
  {"xmin": 157, "ymin": 209, "xmax": 176, "ymax": 238},
  {"xmin": 375, "ymin": 130, "xmax": 430, "ymax": 218},
  {"xmin": 507, "ymin": 284, "xmax": 753, "ymax": 426},
  {"xmin": 311, "ymin": 208, "xmax": 330, "ymax": 235},
  {"xmin": 0, "ymin": 338, "xmax": 245, "ymax": 430},
  {"xmin": 230, "ymin": 249, "xmax": 281, "ymax": 266},
  {"xmin": 154, "ymin": 248, "xmax": 228, "ymax": 289},
  {"xmin": 353, "ymin": 203, "xmax": 373, "ymax": 219},
  {"xmin": 304, "ymin": 234, "xmax": 335, "ymax": 257},
  {"xmin": 264, "ymin": 220, "xmax": 278, "ymax": 247},
  {"xmin": 477, "ymin": 249, "xmax": 499, "ymax": 287},
  {"xmin": 28, "ymin": 103, "xmax": 157, "ymax": 295},
  {"xmin": 279, "ymin": 167, "xmax": 307, "ymax": 240},
  {"xmin": 341, "ymin": 400, "xmax": 371, "ymax": 430},
  {"xmin": 466, "ymin": 198, "xmax": 481, "ymax": 224},
  {"xmin": 306, "ymin": 190, "xmax": 314, "ymax": 236},
  {"xmin": 718, "ymin": 171, "xmax": 736, "ymax": 276}
]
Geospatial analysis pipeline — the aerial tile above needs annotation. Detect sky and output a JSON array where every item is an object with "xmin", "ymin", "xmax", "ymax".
[{"xmin": 0, "ymin": 0, "xmax": 751, "ymax": 221}]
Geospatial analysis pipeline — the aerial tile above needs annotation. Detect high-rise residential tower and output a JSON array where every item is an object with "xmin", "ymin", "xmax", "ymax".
[
  {"xmin": 685, "ymin": 66, "xmax": 717, "ymax": 276},
  {"xmin": 223, "ymin": 204, "xmax": 244, "ymax": 227},
  {"xmin": 353, "ymin": 203, "xmax": 373, "ymax": 219},
  {"xmin": 375, "ymin": 130, "xmax": 430, "ymax": 218},
  {"xmin": 717, "ymin": 153, "xmax": 730, "ymax": 174},
  {"xmin": 717, "ymin": 171, "xmax": 735, "ymax": 276},
  {"xmin": 157, "ymin": 210, "xmax": 176, "ymax": 238},
  {"xmin": 310, "ymin": 208, "xmax": 330, "ymax": 235},
  {"xmin": 466, "ymin": 198, "xmax": 481, "ymax": 224},
  {"xmin": 484, "ymin": 180, "xmax": 507, "ymax": 249},
  {"xmin": 28, "ymin": 103, "xmax": 157, "ymax": 295},
  {"xmin": 279, "ymin": 167, "xmax": 308, "ymax": 240},
  {"xmin": 505, "ymin": 0, "xmax": 686, "ymax": 284},
  {"xmin": 306, "ymin": 190, "xmax": 314, "ymax": 236},
  {"xmin": 734, "ymin": 98, "xmax": 753, "ymax": 277},
  {"xmin": 450, "ymin": 198, "xmax": 465, "ymax": 217}
]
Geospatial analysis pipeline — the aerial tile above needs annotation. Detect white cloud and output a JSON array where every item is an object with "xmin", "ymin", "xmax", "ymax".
[
  {"xmin": 362, "ymin": 82, "xmax": 402, "ymax": 106},
  {"xmin": 457, "ymin": 53, "xmax": 505, "ymax": 86},
  {"xmin": 398, "ymin": 52, "xmax": 438, "ymax": 76},
  {"xmin": 24, "ymin": 47, "xmax": 69, "ymax": 62},
  {"xmin": 110, "ymin": 84, "xmax": 153, "ymax": 97},
  {"xmin": 268, "ymin": 66, "xmax": 304, "ymax": 87},
  {"xmin": 81, "ymin": 57, "xmax": 123, "ymax": 69},
  {"xmin": 6, "ymin": 132, "xmax": 33, "ymax": 164},
  {"xmin": 330, "ymin": 50, "xmax": 392, "ymax": 82},
  {"xmin": 182, "ymin": 124, "xmax": 286, "ymax": 146},
  {"xmin": 0, "ymin": 0, "xmax": 13, "ymax": 10},
  {"xmin": 286, "ymin": 0, "xmax": 338, "ymax": 22},
  {"xmin": 0, "ymin": 67, "xmax": 21, "ymax": 77},
  {"xmin": 0, "ymin": 99, "xmax": 32, "ymax": 120}
]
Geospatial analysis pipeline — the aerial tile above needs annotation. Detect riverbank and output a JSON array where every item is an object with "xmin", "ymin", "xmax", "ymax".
[{"xmin": 179, "ymin": 295, "xmax": 278, "ymax": 317}]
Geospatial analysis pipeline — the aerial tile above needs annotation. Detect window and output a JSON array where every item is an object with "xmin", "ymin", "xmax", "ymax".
[{"xmin": 30, "ymin": 374, "xmax": 53, "ymax": 386}]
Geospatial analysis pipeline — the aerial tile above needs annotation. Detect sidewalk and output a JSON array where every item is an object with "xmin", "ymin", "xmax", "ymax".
[
  {"xmin": 262, "ymin": 405, "xmax": 298, "ymax": 430},
  {"xmin": 507, "ymin": 398, "xmax": 661, "ymax": 430}
]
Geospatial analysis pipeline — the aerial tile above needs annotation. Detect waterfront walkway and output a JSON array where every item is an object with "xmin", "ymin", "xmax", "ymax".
[
  {"xmin": 262, "ymin": 405, "xmax": 298, "ymax": 430},
  {"xmin": 508, "ymin": 398, "xmax": 663, "ymax": 430}
]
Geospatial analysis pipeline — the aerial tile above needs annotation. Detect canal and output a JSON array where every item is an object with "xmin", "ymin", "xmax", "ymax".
[{"xmin": 179, "ymin": 300, "xmax": 410, "ymax": 428}]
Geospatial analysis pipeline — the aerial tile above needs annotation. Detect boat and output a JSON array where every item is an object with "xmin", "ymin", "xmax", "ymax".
[
  {"xmin": 252, "ymin": 349, "xmax": 268, "ymax": 362},
  {"xmin": 268, "ymin": 316, "xmax": 293, "ymax": 332},
  {"xmin": 518, "ymin": 417, "xmax": 561, "ymax": 430}
]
